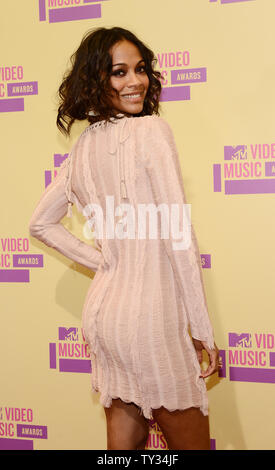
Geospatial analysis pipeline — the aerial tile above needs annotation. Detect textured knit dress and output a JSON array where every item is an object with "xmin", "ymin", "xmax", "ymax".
[{"xmin": 29, "ymin": 114, "xmax": 215, "ymax": 420}]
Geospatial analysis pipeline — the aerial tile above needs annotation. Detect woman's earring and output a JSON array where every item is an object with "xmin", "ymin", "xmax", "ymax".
[{"xmin": 88, "ymin": 109, "xmax": 99, "ymax": 116}]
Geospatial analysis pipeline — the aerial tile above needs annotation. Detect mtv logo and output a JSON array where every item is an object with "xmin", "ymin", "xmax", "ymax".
[
  {"xmin": 228, "ymin": 333, "xmax": 252, "ymax": 348},
  {"xmin": 58, "ymin": 327, "xmax": 78, "ymax": 342},
  {"xmin": 54, "ymin": 153, "xmax": 68, "ymax": 168},
  {"xmin": 224, "ymin": 146, "xmax": 247, "ymax": 161},
  {"xmin": 149, "ymin": 419, "xmax": 161, "ymax": 432}
]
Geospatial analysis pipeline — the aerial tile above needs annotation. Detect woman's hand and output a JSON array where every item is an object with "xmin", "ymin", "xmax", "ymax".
[{"xmin": 192, "ymin": 338, "xmax": 220, "ymax": 378}]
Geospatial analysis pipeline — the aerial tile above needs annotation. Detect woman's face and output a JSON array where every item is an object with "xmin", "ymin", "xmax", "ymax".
[{"xmin": 108, "ymin": 40, "xmax": 149, "ymax": 116}]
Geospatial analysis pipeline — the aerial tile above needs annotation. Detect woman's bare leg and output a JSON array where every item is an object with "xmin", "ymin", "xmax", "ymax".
[
  {"xmin": 152, "ymin": 406, "xmax": 211, "ymax": 450},
  {"xmin": 104, "ymin": 398, "xmax": 150, "ymax": 450}
]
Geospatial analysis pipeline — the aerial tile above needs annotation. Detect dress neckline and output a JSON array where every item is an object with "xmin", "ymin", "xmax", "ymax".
[{"xmin": 88, "ymin": 113, "xmax": 127, "ymax": 130}]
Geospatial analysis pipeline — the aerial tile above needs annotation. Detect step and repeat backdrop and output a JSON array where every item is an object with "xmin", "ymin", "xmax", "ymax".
[{"xmin": 1, "ymin": 0, "xmax": 275, "ymax": 450}]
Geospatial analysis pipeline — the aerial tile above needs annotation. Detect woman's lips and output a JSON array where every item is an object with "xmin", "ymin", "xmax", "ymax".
[{"xmin": 121, "ymin": 92, "xmax": 144, "ymax": 102}]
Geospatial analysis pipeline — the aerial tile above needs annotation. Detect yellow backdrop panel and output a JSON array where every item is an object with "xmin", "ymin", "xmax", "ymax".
[{"xmin": 1, "ymin": 0, "xmax": 275, "ymax": 450}]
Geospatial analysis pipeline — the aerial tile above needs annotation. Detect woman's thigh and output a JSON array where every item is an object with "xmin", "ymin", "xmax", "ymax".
[
  {"xmin": 104, "ymin": 398, "xmax": 150, "ymax": 450},
  {"xmin": 152, "ymin": 406, "xmax": 211, "ymax": 450}
]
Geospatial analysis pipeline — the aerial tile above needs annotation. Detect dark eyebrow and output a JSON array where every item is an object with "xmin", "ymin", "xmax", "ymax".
[{"xmin": 112, "ymin": 59, "xmax": 145, "ymax": 67}]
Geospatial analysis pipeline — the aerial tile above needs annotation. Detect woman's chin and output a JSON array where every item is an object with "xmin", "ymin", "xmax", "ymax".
[{"xmin": 113, "ymin": 100, "xmax": 144, "ymax": 116}]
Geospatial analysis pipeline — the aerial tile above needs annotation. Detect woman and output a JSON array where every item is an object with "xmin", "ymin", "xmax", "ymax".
[{"xmin": 29, "ymin": 27, "xmax": 220, "ymax": 450}]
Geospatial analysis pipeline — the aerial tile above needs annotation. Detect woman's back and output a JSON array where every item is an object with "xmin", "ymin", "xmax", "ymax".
[{"xmin": 29, "ymin": 113, "xmax": 214, "ymax": 420}]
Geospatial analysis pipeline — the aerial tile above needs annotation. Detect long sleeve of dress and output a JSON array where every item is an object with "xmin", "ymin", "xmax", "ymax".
[
  {"xmin": 145, "ymin": 116, "xmax": 215, "ymax": 350},
  {"xmin": 29, "ymin": 148, "xmax": 104, "ymax": 272}
]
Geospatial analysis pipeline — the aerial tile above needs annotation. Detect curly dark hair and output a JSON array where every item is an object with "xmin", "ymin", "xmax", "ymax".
[{"xmin": 56, "ymin": 26, "xmax": 162, "ymax": 136}]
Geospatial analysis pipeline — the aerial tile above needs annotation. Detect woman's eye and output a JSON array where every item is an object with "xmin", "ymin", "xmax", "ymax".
[
  {"xmin": 137, "ymin": 65, "xmax": 146, "ymax": 73},
  {"xmin": 112, "ymin": 69, "xmax": 125, "ymax": 77},
  {"xmin": 112, "ymin": 65, "xmax": 146, "ymax": 77}
]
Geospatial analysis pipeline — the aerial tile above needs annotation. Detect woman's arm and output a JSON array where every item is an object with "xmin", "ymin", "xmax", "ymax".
[
  {"xmin": 145, "ymin": 116, "xmax": 215, "ymax": 352},
  {"xmin": 29, "ymin": 153, "xmax": 104, "ymax": 272}
]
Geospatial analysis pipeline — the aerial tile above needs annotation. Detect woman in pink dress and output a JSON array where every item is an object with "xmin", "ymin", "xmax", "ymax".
[{"xmin": 29, "ymin": 27, "xmax": 220, "ymax": 450}]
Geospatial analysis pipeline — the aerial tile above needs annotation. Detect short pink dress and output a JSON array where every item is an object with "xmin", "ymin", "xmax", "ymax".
[{"xmin": 29, "ymin": 115, "xmax": 215, "ymax": 420}]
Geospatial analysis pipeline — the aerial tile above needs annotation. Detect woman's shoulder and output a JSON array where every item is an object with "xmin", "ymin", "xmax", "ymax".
[
  {"xmin": 132, "ymin": 114, "xmax": 173, "ymax": 136},
  {"xmin": 76, "ymin": 114, "xmax": 170, "ymax": 132},
  {"xmin": 132, "ymin": 114, "xmax": 168, "ymax": 126},
  {"xmin": 73, "ymin": 114, "xmax": 173, "ymax": 146},
  {"xmin": 133, "ymin": 115, "xmax": 175, "ymax": 146}
]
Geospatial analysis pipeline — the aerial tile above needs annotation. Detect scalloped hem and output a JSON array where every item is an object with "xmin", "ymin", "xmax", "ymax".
[{"xmin": 91, "ymin": 384, "xmax": 209, "ymax": 421}]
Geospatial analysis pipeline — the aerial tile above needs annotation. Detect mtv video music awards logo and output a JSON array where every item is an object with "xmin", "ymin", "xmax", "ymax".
[
  {"xmin": 0, "ymin": 406, "xmax": 48, "ymax": 450},
  {"xmin": 45, "ymin": 152, "xmax": 69, "ymax": 188},
  {"xmin": 0, "ymin": 238, "xmax": 43, "ymax": 283},
  {"xmin": 157, "ymin": 50, "xmax": 206, "ymax": 103},
  {"xmin": 228, "ymin": 332, "xmax": 275, "ymax": 383},
  {"xmin": 209, "ymin": 0, "xmax": 255, "ymax": 4},
  {"xmin": 145, "ymin": 419, "xmax": 216, "ymax": 450},
  {"xmin": 213, "ymin": 143, "xmax": 275, "ymax": 195},
  {"xmin": 39, "ymin": 0, "xmax": 110, "ymax": 23},
  {"xmin": 0, "ymin": 66, "xmax": 38, "ymax": 113},
  {"xmin": 49, "ymin": 327, "xmax": 91, "ymax": 373},
  {"xmin": 145, "ymin": 419, "xmax": 168, "ymax": 450}
]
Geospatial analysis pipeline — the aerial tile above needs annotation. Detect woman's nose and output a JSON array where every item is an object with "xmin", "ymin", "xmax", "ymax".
[{"xmin": 126, "ymin": 69, "xmax": 142, "ymax": 87}]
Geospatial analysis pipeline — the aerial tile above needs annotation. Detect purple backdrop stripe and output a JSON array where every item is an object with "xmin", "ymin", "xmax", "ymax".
[
  {"xmin": 7, "ymin": 82, "xmax": 38, "ymax": 97},
  {"xmin": 45, "ymin": 170, "xmax": 52, "ymax": 188},
  {"xmin": 49, "ymin": 343, "xmax": 57, "ymax": 369},
  {"xmin": 39, "ymin": 0, "xmax": 46, "ymax": 21},
  {"xmin": 0, "ymin": 269, "xmax": 29, "ymax": 282},
  {"xmin": 218, "ymin": 350, "xmax": 226, "ymax": 378},
  {"xmin": 265, "ymin": 161, "xmax": 275, "ymax": 177},
  {"xmin": 210, "ymin": 439, "xmax": 216, "ymax": 450},
  {"xmin": 225, "ymin": 179, "xmax": 275, "ymax": 194},
  {"xmin": 221, "ymin": 0, "xmax": 254, "ymax": 3},
  {"xmin": 213, "ymin": 164, "xmax": 222, "ymax": 192},
  {"xmin": 229, "ymin": 367, "xmax": 275, "ymax": 383},
  {"xmin": 201, "ymin": 254, "xmax": 211, "ymax": 268},
  {"xmin": 171, "ymin": 68, "xmax": 207, "ymax": 85},
  {"xmin": 269, "ymin": 352, "xmax": 275, "ymax": 367},
  {"xmin": 49, "ymin": 5, "xmax": 101, "ymax": 23},
  {"xmin": 59, "ymin": 358, "xmax": 91, "ymax": 373},
  {"xmin": 159, "ymin": 86, "xmax": 190, "ymax": 102},
  {"xmin": 17, "ymin": 424, "xmax": 48, "ymax": 440},
  {"xmin": 0, "ymin": 99, "xmax": 24, "ymax": 112},
  {"xmin": 13, "ymin": 254, "xmax": 43, "ymax": 268},
  {"xmin": 0, "ymin": 438, "xmax": 33, "ymax": 450}
]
